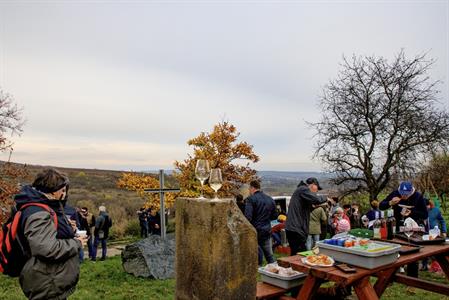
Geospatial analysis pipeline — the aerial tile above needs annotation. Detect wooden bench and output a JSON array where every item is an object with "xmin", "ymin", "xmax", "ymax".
[{"xmin": 256, "ymin": 282, "xmax": 293, "ymax": 300}]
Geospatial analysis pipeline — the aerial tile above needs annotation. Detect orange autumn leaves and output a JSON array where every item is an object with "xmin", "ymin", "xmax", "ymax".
[
  {"xmin": 116, "ymin": 172, "xmax": 177, "ymax": 211},
  {"xmin": 117, "ymin": 121, "xmax": 259, "ymax": 206},
  {"xmin": 173, "ymin": 121, "xmax": 259, "ymax": 199},
  {"xmin": 0, "ymin": 163, "xmax": 30, "ymax": 223}
]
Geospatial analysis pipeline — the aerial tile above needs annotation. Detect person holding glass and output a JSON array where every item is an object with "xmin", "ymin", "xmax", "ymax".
[
  {"xmin": 379, "ymin": 181, "xmax": 428, "ymax": 280},
  {"xmin": 14, "ymin": 168, "xmax": 86, "ymax": 299},
  {"xmin": 244, "ymin": 180, "xmax": 278, "ymax": 266}
]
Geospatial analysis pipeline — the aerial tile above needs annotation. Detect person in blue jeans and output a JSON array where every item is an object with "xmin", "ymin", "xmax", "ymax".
[
  {"xmin": 77, "ymin": 207, "xmax": 95, "ymax": 260},
  {"xmin": 244, "ymin": 180, "xmax": 278, "ymax": 266},
  {"xmin": 428, "ymin": 200, "xmax": 447, "ymax": 237},
  {"xmin": 92, "ymin": 205, "xmax": 112, "ymax": 261}
]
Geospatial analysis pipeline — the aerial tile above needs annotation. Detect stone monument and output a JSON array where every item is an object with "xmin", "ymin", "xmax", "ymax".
[{"xmin": 175, "ymin": 198, "xmax": 258, "ymax": 300}]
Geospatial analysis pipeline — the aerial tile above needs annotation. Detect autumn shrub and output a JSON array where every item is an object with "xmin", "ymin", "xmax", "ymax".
[{"xmin": 124, "ymin": 219, "xmax": 140, "ymax": 237}]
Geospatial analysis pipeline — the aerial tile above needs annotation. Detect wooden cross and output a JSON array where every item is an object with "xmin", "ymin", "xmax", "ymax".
[{"xmin": 144, "ymin": 169, "xmax": 180, "ymax": 240}]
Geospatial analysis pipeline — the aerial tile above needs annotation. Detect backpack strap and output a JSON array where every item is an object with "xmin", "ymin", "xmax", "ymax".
[{"xmin": 19, "ymin": 203, "xmax": 58, "ymax": 229}]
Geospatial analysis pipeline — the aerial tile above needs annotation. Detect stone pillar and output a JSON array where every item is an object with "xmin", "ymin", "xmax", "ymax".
[{"xmin": 175, "ymin": 198, "xmax": 257, "ymax": 300}]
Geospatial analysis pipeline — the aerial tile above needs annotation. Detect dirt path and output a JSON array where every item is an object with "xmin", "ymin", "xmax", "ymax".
[
  {"xmin": 84, "ymin": 244, "xmax": 125, "ymax": 258},
  {"xmin": 106, "ymin": 245, "xmax": 124, "ymax": 257}
]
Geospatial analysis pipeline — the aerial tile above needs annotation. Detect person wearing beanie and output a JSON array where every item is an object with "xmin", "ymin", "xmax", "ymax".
[{"xmin": 13, "ymin": 168, "xmax": 86, "ymax": 299}]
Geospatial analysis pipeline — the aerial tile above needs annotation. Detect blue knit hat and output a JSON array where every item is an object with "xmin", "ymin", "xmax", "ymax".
[{"xmin": 398, "ymin": 181, "xmax": 414, "ymax": 196}]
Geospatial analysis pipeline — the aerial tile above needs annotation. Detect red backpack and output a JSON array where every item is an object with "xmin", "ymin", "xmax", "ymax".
[{"xmin": 0, "ymin": 203, "xmax": 58, "ymax": 277}]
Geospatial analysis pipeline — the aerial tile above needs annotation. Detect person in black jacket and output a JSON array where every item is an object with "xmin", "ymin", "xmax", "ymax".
[
  {"xmin": 148, "ymin": 208, "xmax": 161, "ymax": 235},
  {"xmin": 285, "ymin": 178, "xmax": 328, "ymax": 255},
  {"xmin": 77, "ymin": 207, "xmax": 95, "ymax": 259},
  {"xmin": 379, "ymin": 181, "xmax": 428, "ymax": 279},
  {"xmin": 92, "ymin": 205, "xmax": 112, "ymax": 261},
  {"xmin": 379, "ymin": 181, "xmax": 428, "ymax": 231},
  {"xmin": 137, "ymin": 207, "xmax": 149, "ymax": 238},
  {"xmin": 244, "ymin": 180, "xmax": 278, "ymax": 266}
]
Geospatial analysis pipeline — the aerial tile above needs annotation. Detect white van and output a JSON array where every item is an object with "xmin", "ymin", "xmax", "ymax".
[{"xmin": 272, "ymin": 196, "xmax": 291, "ymax": 215}]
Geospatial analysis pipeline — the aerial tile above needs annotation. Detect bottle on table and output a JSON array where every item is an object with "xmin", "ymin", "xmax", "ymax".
[
  {"xmin": 386, "ymin": 210, "xmax": 396, "ymax": 240},
  {"xmin": 373, "ymin": 213, "xmax": 382, "ymax": 239},
  {"xmin": 380, "ymin": 211, "xmax": 387, "ymax": 240}
]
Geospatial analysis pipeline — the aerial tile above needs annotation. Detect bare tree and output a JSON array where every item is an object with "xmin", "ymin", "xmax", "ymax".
[
  {"xmin": 311, "ymin": 51, "xmax": 449, "ymax": 200},
  {"xmin": 0, "ymin": 89, "xmax": 25, "ymax": 223},
  {"xmin": 1, "ymin": 89, "xmax": 24, "ymax": 152},
  {"xmin": 416, "ymin": 152, "xmax": 449, "ymax": 212}
]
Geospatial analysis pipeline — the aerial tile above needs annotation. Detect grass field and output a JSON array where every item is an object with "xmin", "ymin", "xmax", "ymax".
[
  {"xmin": 0, "ymin": 256, "xmax": 175, "ymax": 300},
  {"xmin": 1, "ymin": 253, "xmax": 448, "ymax": 300}
]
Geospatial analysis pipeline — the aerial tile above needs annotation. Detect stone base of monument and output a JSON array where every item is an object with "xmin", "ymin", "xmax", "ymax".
[
  {"xmin": 176, "ymin": 198, "xmax": 258, "ymax": 300},
  {"xmin": 121, "ymin": 233, "xmax": 175, "ymax": 279}
]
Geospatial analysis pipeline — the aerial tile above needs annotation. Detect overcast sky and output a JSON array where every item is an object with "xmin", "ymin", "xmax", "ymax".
[{"xmin": 0, "ymin": 0, "xmax": 447, "ymax": 172}]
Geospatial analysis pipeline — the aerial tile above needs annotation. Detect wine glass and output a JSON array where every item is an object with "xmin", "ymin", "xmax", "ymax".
[
  {"xmin": 195, "ymin": 159, "xmax": 210, "ymax": 199},
  {"xmin": 209, "ymin": 168, "xmax": 223, "ymax": 201},
  {"xmin": 404, "ymin": 224, "xmax": 413, "ymax": 244}
]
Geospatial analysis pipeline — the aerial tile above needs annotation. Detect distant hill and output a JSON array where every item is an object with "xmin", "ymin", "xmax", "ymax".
[
  {"xmin": 258, "ymin": 170, "xmax": 329, "ymax": 181},
  {"xmin": 257, "ymin": 171, "xmax": 332, "ymax": 196},
  {"xmin": 1, "ymin": 161, "xmax": 335, "ymax": 235}
]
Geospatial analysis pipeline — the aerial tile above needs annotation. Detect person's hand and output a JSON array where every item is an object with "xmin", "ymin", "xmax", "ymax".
[
  {"xmin": 75, "ymin": 235, "xmax": 88, "ymax": 247},
  {"xmin": 69, "ymin": 219, "xmax": 77, "ymax": 232},
  {"xmin": 155, "ymin": 224, "xmax": 160, "ymax": 229},
  {"xmin": 401, "ymin": 208, "xmax": 411, "ymax": 217},
  {"xmin": 389, "ymin": 197, "xmax": 401, "ymax": 206}
]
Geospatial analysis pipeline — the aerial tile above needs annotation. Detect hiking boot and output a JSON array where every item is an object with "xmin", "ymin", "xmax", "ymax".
[{"xmin": 100, "ymin": 257, "xmax": 106, "ymax": 261}]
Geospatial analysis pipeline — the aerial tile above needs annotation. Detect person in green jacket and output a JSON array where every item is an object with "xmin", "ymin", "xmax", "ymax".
[
  {"xmin": 306, "ymin": 205, "xmax": 327, "ymax": 250},
  {"xmin": 15, "ymin": 168, "xmax": 87, "ymax": 300}
]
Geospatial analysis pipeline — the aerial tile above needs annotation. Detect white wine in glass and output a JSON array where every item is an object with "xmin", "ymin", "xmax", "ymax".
[
  {"xmin": 195, "ymin": 159, "xmax": 210, "ymax": 199},
  {"xmin": 209, "ymin": 168, "xmax": 223, "ymax": 200},
  {"xmin": 404, "ymin": 224, "xmax": 413, "ymax": 244}
]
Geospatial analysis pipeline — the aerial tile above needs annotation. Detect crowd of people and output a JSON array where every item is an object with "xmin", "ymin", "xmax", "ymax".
[
  {"xmin": 6, "ymin": 167, "xmax": 447, "ymax": 299},
  {"xmin": 137, "ymin": 207, "xmax": 161, "ymax": 238},
  {"xmin": 242, "ymin": 177, "xmax": 447, "ymax": 277}
]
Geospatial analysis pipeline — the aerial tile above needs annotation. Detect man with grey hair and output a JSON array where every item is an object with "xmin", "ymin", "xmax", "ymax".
[{"xmin": 92, "ymin": 205, "xmax": 112, "ymax": 261}]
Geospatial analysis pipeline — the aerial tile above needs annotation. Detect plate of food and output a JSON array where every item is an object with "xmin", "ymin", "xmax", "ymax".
[
  {"xmin": 302, "ymin": 254, "xmax": 335, "ymax": 267},
  {"xmin": 262, "ymin": 263, "xmax": 302, "ymax": 277}
]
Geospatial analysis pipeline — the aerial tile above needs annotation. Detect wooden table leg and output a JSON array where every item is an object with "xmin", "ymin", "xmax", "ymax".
[
  {"xmin": 373, "ymin": 267, "xmax": 398, "ymax": 297},
  {"xmin": 354, "ymin": 277, "xmax": 379, "ymax": 300},
  {"xmin": 296, "ymin": 274, "xmax": 323, "ymax": 300},
  {"xmin": 435, "ymin": 255, "xmax": 449, "ymax": 280}
]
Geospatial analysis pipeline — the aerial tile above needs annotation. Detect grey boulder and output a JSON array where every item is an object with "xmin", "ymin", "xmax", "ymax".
[{"xmin": 121, "ymin": 234, "xmax": 175, "ymax": 279}]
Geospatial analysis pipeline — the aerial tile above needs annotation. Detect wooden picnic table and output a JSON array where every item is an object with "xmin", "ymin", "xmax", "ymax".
[{"xmin": 277, "ymin": 240, "xmax": 449, "ymax": 300}]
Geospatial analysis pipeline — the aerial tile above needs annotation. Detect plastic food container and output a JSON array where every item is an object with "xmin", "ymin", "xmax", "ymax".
[
  {"xmin": 316, "ymin": 240, "xmax": 401, "ymax": 269},
  {"xmin": 258, "ymin": 267, "xmax": 306, "ymax": 289}
]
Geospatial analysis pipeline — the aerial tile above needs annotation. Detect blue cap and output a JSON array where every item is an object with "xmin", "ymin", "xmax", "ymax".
[{"xmin": 398, "ymin": 181, "xmax": 414, "ymax": 196}]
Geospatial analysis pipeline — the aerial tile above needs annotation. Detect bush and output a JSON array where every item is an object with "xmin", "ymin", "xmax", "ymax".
[
  {"xmin": 167, "ymin": 218, "xmax": 175, "ymax": 233},
  {"xmin": 124, "ymin": 219, "xmax": 140, "ymax": 237}
]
